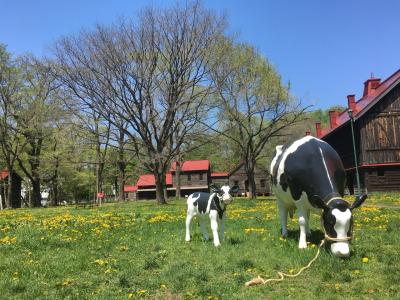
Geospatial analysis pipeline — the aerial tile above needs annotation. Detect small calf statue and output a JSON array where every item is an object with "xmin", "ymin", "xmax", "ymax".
[{"xmin": 185, "ymin": 185, "xmax": 239, "ymax": 247}]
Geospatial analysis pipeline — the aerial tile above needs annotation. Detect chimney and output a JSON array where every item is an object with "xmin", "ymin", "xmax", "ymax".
[
  {"xmin": 315, "ymin": 121, "xmax": 322, "ymax": 138},
  {"xmin": 305, "ymin": 130, "xmax": 311, "ymax": 136},
  {"xmin": 347, "ymin": 94, "xmax": 357, "ymax": 112},
  {"xmin": 329, "ymin": 110, "xmax": 339, "ymax": 129},
  {"xmin": 363, "ymin": 77, "xmax": 381, "ymax": 97}
]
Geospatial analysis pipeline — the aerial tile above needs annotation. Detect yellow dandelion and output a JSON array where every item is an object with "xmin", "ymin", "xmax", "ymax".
[
  {"xmin": 62, "ymin": 279, "xmax": 73, "ymax": 286},
  {"xmin": 362, "ymin": 257, "xmax": 369, "ymax": 263}
]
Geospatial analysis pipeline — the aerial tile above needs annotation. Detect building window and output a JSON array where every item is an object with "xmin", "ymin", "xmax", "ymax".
[
  {"xmin": 199, "ymin": 173, "xmax": 203, "ymax": 181},
  {"xmin": 188, "ymin": 174, "xmax": 191, "ymax": 181},
  {"xmin": 260, "ymin": 179, "xmax": 266, "ymax": 188},
  {"xmin": 377, "ymin": 169, "xmax": 385, "ymax": 177}
]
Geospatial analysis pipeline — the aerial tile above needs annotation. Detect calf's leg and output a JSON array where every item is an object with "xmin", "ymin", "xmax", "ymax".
[
  {"xmin": 199, "ymin": 217, "xmax": 209, "ymax": 240},
  {"xmin": 185, "ymin": 212, "xmax": 194, "ymax": 242},
  {"xmin": 209, "ymin": 210, "xmax": 220, "ymax": 247}
]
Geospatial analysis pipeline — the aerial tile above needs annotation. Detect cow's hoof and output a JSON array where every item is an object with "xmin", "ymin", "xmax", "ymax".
[
  {"xmin": 214, "ymin": 243, "xmax": 221, "ymax": 247},
  {"xmin": 185, "ymin": 237, "xmax": 191, "ymax": 242},
  {"xmin": 298, "ymin": 244, "xmax": 307, "ymax": 249}
]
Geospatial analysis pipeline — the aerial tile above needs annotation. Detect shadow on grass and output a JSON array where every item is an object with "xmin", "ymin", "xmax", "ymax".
[{"xmin": 285, "ymin": 229, "xmax": 325, "ymax": 246}]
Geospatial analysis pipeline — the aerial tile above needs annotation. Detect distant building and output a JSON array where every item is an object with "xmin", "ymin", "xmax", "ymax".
[
  {"xmin": 124, "ymin": 160, "xmax": 270, "ymax": 200},
  {"xmin": 313, "ymin": 69, "xmax": 400, "ymax": 193}
]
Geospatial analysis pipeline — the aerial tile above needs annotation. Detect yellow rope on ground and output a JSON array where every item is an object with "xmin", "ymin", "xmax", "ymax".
[{"xmin": 245, "ymin": 239, "xmax": 325, "ymax": 287}]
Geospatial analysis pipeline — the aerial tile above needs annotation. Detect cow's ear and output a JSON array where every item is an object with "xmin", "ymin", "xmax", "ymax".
[
  {"xmin": 350, "ymin": 194, "xmax": 367, "ymax": 210},
  {"xmin": 312, "ymin": 195, "xmax": 328, "ymax": 210},
  {"xmin": 230, "ymin": 186, "xmax": 239, "ymax": 194}
]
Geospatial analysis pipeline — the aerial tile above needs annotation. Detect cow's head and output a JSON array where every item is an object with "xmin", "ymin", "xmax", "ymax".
[
  {"xmin": 315, "ymin": 194, "xmax": 367, "ymax": 257},
  {"xmin": 211, "ymin": 184, "xmax": 239, "ymax": 205}
]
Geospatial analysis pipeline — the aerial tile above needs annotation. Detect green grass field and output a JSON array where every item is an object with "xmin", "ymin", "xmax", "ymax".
[{"xmin": 0, "ymin": 195, "xmax": 399, "ymax": 299}]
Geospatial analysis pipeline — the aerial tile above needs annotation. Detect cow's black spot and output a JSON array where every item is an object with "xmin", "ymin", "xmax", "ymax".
[
  {"xmin": 279, "ymin": 173, "xmax": 288, "ymax": 192},
  {"xmin": 279, "ymin": 138, "xmax": 346, "ymax": 204},
  {"xmin": 210, "ymin": 195, "xmax": 225, "ymax": 219},
  {"xmin": 193, "ymin": 192, "xmax": 210, "ymax": 214}
]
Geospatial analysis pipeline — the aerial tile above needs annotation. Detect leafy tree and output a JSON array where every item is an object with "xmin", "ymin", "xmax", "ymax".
[
  {"xmin": 208, "ymin": 41, "xmax": 307, "ymax": 199},
  {"xmin": 0, "ymin": 45, "xmax": 28, "ymax": 208}
]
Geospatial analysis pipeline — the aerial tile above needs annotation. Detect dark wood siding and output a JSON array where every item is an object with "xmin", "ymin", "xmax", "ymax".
[
  {"xmin": 323, "ymin": 124, "xmax": 356, "ymax": 169},
  {"xmin": 364, "ymin": 167, "xmax": 400, "ymax": 192},
  {"xmin": 228, "ymin": 164, "xmax": 270, "ymax": 196},
  {"xmin": 211, "ymin": 177, "xmax": 229, "ymax": 187},
  {"xmin": 172, "ymin": 171, "xmax": 209, "ymax": 188},
  {"xmin": 359, "ymin": 84, "xmax": 400, "ymax": 164}
]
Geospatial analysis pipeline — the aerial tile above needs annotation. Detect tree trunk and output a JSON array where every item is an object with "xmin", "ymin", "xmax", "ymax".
[
  {"xmin": 154, "ymin": 167, "xmax": 167, "ymax": 204},
  {"xmin": 117, "ymin": 129, "xmax": 126, "ymax": 201},
  {"xmin": 118, "ymin": 165, "xmax": 126, "ymax": 201},
  {"xmin": 96, "ymin": 161, "xmax": 104, "ymax": 205},
  {"xmin": 6, "ymin": 174, "xmax": 12, "ymax": 208},
  {"xmin": 31, "ymin": 175, "xmax": 42, "ymax": 207},
  {"xmin": 52, "ymin": 163, "xmax": 59, "ymax": 206},
  {"xmin": 175, "ymin": 159, "xmax": 181, "ymax": 200},
  {"xmin": 245, "ymin": 159, "xmax": 257, "ymax": 199}
]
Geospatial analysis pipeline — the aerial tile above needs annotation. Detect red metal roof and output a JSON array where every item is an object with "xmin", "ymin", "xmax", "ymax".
[
  {"xmin": 211, "ymin": 172, "xmax": 229, "ymax": 178},
  {"xmin": 318, "ymin": 69, "xmax": 400, "ymax": 139},
  {"xmin": 136, "ymin": 172, "xmax": 173, "ymax": 187},
  {"xmin": 124, "ymin": 185, "xmax": 138, "ymax": 192},
  {"xmin": 171, "ymin": 160, "xmax": 209, "ymax": 172},
  {"xmin": 0, "ymin": 170, "xmax": 9, "ymax": 180}
]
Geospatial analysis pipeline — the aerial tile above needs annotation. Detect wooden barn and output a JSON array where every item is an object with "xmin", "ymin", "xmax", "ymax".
[
  {"xmin": 222, "ymin": 162, "xmax": 270, "ymax": 196},
  {"xmin": 124, "ymin": 159, "xmax": 270, "ymax": 200},
  {"xmin": 314, "ymin": 69, "xmax": 400, "ymax": 193}
]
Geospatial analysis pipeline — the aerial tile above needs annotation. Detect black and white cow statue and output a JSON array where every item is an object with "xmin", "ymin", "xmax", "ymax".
[
  {"xmin": 270, "ymin": 136, "xmax": 367, "ymax": 257},
  {"xmin": 185, "ymin": 185, "xmax": 239, "ymax": 247}
]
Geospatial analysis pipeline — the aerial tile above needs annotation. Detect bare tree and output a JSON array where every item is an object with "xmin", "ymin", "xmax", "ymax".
[
  {"xmin": 53, "ymin": 1, "xmax": 225, "ymax": 203},
  {"xmin": 209, "ymin": 41, "xmax": 308, "ymax": 199}
]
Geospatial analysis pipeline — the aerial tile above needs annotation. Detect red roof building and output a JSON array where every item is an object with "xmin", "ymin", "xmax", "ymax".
[
  {"xmin": 313, "ymin": 69, "xmax": 400, "ymax": 192},
  {"xmin": 171, "ymin": 160, "xmax": 209, "ymax": 172},
  {"xmin": 0, "ymin": 170, "xmax": 9, "ymax": 180}
]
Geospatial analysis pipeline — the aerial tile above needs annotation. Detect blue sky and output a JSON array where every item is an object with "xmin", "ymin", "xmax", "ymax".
[{"xmin": 1, "ymin": 0, "xmax": 399, "ymax": 109}]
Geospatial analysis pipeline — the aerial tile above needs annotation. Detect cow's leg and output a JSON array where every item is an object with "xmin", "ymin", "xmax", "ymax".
[
  {"xmin": 209, "ymin": 210, "xmax": 220, "ymax": 247},
  {"xmin": 219, "ymin": 214, "xmax": 225, "ymax": 241},
  {"xmin": 306, "ymin": 209, "xmax": 311, "ymax": 237},
  {"xmin": 277, "ymin": 200, "xmax": 288, "ymax": 237},
  {"xmin": 199, "ymin": 216, "xmax": 209, "ymax": 241},
  {"xmin": 297, "ymin": 208, "xmax": 309, "ymax": 249},
  {"xmin": 185, "ymin": 211, "xmax": 195, "ymax": 242}
]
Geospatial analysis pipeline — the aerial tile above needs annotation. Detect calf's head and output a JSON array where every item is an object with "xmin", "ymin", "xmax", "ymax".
[
  {"xmin": 316, "ymin": 194, "xmax": 367, "ymax": 257},
  {"xmin": 212, "ymin": 185, "xmax": 239, "ymax": 205}
]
